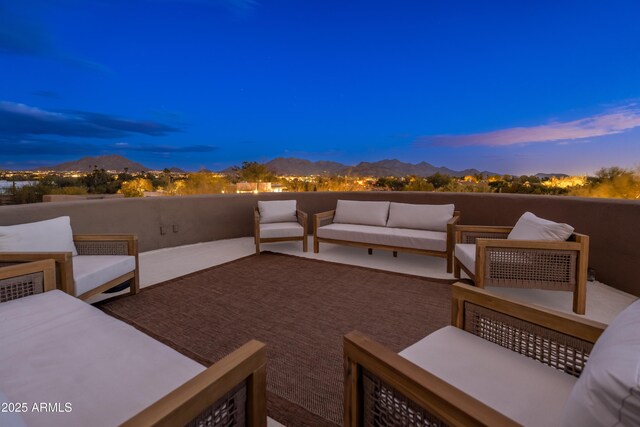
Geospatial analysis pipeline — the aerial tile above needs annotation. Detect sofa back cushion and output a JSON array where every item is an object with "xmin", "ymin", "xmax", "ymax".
[
  {"xmin": 0, "ymin": 216, "xmax": 78, "ymax": 256},
  {"xmin": 508, "ymin": 212, "xmax": 574, "ymax": 241},
  {"xmin": 386, "ymin": 202, "xmax": 454, "ymax": 232},
  {"xmin": 333, "ymin": 200, "xmax": 390, "ymax": 227},
  {"xmin": 561, "ymin": 299, "xmax": 640, "ymax": 426},
  {"xmin": 258, "ymin": 200, "xmax": 297, "ymax": 223}
]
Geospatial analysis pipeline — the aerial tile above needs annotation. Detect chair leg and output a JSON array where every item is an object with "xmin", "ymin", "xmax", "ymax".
[
  {"xmin": 368, "ymin": 248, "xmax": 373, "ymax": 255},
  {"xmin": 303, "ymin": 236, "xmax": 308, "ymax": 252},
  {"xmin": 393, "ymin": 251, "xmax": 397, "ymax": 258},
  {"xmin": 446, "ymin": 254, "xmax": 453, "ymax": 274},
  {"xmin": 313, "ymin": 235, "xmax": 319, "ymax": 253},
  {"xmin": 453, "ymin": 258, "xmax": 461, "ymax": 279}
]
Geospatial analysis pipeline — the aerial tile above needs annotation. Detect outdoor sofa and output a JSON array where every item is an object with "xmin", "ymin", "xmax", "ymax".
[
  {"xmin": 345, "ymin": 282, "xmax": 640, "ymax": 426},
  {"xmin": 0, "ymin": 260, "xmax": 267, "ymax": 427},
  {"xmin": 314, "ymin": 200, "xmax": 460, "ymax": 272}
]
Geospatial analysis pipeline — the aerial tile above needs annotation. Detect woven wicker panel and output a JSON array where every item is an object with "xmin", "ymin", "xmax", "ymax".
[
  {"xmin": 460, "ymin": 231, "xmax": 509, "ymax": 244},
  {"xmin": 186, "ymin": 381, "xmax": 247, "ymax": 427},
  {"xmin": 362, "ymin": 368, "xmax": 448, "ymax": 427},
  {"xmin": 0, "ymin": 272, "xmax": 44, "ymax": 303},
  {"xmin": 464, "ymin": 302, "xmax": 592, "ymax": 377},
  {"xmin": 75, "ymin": 241, "xmax": 129, "ymax": 256},
  {"xmin": 484, "ymin": 247, "xmax": 577, "ymax": 290}
]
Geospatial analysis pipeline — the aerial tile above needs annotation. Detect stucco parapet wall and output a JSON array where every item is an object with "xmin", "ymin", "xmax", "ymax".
[{"xmin": 0, "ymin": 192, "xmax": 638, "ymax": 296}]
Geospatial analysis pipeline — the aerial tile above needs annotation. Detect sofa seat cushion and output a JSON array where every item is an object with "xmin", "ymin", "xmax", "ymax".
[
  {"xmin": 0, "ymin": 216, "xmax": 78, "ymax": 256},
  {"xmin": 561, "ymin": 299, "xmax": 640, "ymax": 426},
  {"xmin": 455, "ymin": 243, "xmax": 476, "ymax": 272},
  {"xmin": 317, "ymin": 223, "xmax": 447, "ymax": 252},
  {"xmin": 258, "ymin": 200, "xmax": 297, "ymax": 223},
  {"xmin": 73, "ymin": 255, "xmax": 136, "ymax": 297},
  {"xmin": 333, "ymin": 200, "xmax": 390, "ymax": 227},
  {"xmin": 0, "ymin": 290, "xmax": 204, "ymax": 427},
  {"xmin": 400, "ymin": 326, "xmax": 577, "ymax": 427},
  {"xmin": 386, "ymin": 202, "xmax": 454, "ymax": 232},
  {"xmin": 260, "ymin": 222, "xmax": 304, "ymax": 239}
]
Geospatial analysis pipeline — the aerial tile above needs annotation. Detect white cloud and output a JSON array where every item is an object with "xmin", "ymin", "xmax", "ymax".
[{"xmin": 416, "ymin": 104, "xmax": 640, "ymax": 147}]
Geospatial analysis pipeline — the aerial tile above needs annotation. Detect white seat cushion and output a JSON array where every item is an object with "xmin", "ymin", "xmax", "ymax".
[
  {"xmin": 0, "ymin": 290, "xmax": 204, "ymax": 427},
  {"xmin": 561, "ymin": 299, "xmax": 640, "ymax": 426},
  {"xmin": 0, "ymin": 216, "xmax": 78, "ymax": 256},
  {"xmin": 386, "ymin": 203, "xmax": 454, "ymax": 232},
  {"xmin": 72, "ymin": 255, "xmax": 136, "ymax": 297},
  {"xmin": 401, "ymin": 326, "xmax": 577, "ymax": 426},
  {"xmin": 333, "ymin": 200, "xmax": 390, "ymax": 227},
  {"xmin": 317, "ymin": 223, "xmax": 447, "ymax": 252},
  {"xmin": 259, "ymin": 222, "xmax": 304, "ymax": 239},
  {"xmin": 455, "ymin": 243, "xmax": 476, "ymax": 272},
  {"xmin": 508, "ymin": 212, "xmax": 574, "ymax": 241},
  {"xmin": 258, "ymin": 200, "xmax": 297, "ymax": 223}
]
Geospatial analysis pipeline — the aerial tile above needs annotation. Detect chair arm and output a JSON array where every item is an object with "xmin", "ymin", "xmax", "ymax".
[
  {"xmin": 451, "ymin": 283, "xmax": 604, "ymax": 375},
  {"xmin": 296, "ymin": 209, "xmax": 308, "ymax": 230},
  {"xmin": 73, "ymin": 234, "xmax": 138, "ymax": 256},
  {"xmin": 122, "ymin": 340, "xmax": 267, "ymax": 427},
  {"xmin": 0, "ymin": 252, "xmax": 74, "ymax": 295},
  {"xmin": 476, "ymin": 237, "xmax": 583, "ymax": 252},
  {"xmin": 0, "ymin": 259, "xmax": 57, "ymax": 303},
  {"xmin": 344, "ymin": 331, "xmax": 518, "ymax": 427},
  {"xmin": 454, "ymin": 225, "xmax": 512, "ymax": 244},
  {"xmin": 313, "ymin": 210, "xmax": 335, "ymax": 231}
]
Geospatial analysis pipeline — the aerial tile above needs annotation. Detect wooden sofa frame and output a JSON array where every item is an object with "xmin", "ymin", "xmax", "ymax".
[
  {"xmin": 453, "ymin": 225, "xmax": 589, "ymax": 314},
  {"xmin": 344, "ymin": 282, "xmax": 606, "ymax": 427},
  {"xmin": 0, "ymin": 260, "xmax": 268, "ymax": 427},
  {"xmin": 0, "ymin": 234, "xmax": 140, "ymax": 300},
  {"xmin": 254, "ymin": 207, "xmax": 308, "ymax": 254},
  {"xmin": 314, "ymin": 210, "xmax": 460, "ymax": 273}
]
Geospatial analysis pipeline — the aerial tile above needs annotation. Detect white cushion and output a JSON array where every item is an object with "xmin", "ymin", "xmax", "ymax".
[
  {"xmin": 508, "ymin": 212, "xmax": 574, "ymax": 241},
  {"xmin": 317, "ymin": 223, "xmax": 447, "ymax": 252},
  {"xmin": 333, "ymin": 200, "xmax": 390, "ymax": 226},
  {"xmin": 561, "ymin": 299, "xmax": 640, "ymax": 427},
  {"xmin": 72, "ymin": 255, "xmax": 136, "ymax": 297},
  {"xmin": 0, "ymin": 290, "xmax": 204, "ymax": 427},
  {"xmin": 401, "ymin": 326, "xmax": 577, "ymax": 426},
  {"xmin": 454, "ymin": 243, "xmax": 476, "ymax": 272},
  {"xmin": 258, "ymin": 200, "xmax": 297, "ymax": 224},
  {"xmin": 259, "ymin": 222, "xmax": 304, "ymax": 239},
  {"xmin": 386, "ymin": 203, "xmax": 454, "ymax": 232},
  {"xmin": 0, "ymin": 216, "xmax": 77, "ymax": 256}
]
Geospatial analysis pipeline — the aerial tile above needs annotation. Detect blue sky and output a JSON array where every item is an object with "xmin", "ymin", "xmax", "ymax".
[{"xmin": 1, "ymin": 0, "xmax": 640, "ymax": 174}]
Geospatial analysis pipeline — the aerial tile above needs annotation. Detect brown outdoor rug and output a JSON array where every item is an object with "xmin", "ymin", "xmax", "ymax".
[{"xmin": 97, "ymin": 252, "xmax": 455, "ymax": 426}]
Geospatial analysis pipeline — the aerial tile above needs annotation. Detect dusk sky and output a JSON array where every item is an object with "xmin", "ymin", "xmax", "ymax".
[{"xmin": 2, "ymin": 0, "xmax": 640, "ymax": 174}]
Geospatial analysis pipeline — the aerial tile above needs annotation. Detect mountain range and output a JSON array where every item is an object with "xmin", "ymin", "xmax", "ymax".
[
  {"xmin": 43, "ymin": 155, "xmax": 569, "ymax": 178},
  {"xmin": 263, "ymin": 157, "xmax": 499, "ymax": 177}
]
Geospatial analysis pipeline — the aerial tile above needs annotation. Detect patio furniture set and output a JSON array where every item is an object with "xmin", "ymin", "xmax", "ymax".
[{"xmin": 1, "ymin": 199, "xmax": 633, "ymax": 426}]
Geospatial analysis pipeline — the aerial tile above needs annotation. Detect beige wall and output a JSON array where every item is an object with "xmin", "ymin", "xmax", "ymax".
[{"xmin": 0, "ymin": 192, "xmax": 638, "ymax": 296}]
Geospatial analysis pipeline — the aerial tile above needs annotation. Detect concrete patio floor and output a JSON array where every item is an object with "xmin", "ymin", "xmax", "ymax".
[{"xmin": 132, "ymin": 236, "xmax": 637, "ymax": 324}]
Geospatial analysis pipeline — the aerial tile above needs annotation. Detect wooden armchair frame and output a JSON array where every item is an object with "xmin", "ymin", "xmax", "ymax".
[
  {"xmin": 453, "ymin": 224, "xmax": 589, "ymax": 314},
  {"xmin": 314, "ymin": 209, "xmax": 461, "ymax": 273},
  {"xmin": 254, "ymin": 207, "xmax": 308, "ymax": 254},
  {"xmin": 344, "ymin": 283, "xmax": 606, "ymax": 427},
  {"xmin": 0, "ymin": 234, "xmax": 139, "ymax": 300},
  {"xmin": 123, "ymin": 339, "xmax": 267, "ymax": 427},
  {"xmin": 0, "ymin": 259, "xmax": 57, "ymax": 302}
]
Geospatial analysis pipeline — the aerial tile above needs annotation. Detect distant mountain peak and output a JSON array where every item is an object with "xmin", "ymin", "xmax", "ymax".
[{"xmin": 44, "ymin": 155, "xmax": 149, "ymax": 172}]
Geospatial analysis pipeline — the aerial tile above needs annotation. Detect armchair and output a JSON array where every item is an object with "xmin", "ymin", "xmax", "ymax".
[
  {"xmin": 0, "ymin": 217, "xmax": 139, "ymax": 301},
  {"xmin": 254, "ymin": 200, "xmax": 308, "ymax": 254},
  {"xmin": 453, "ymin": 215, "xmax": 589, "ymax": 314},
  {"xmin": 344, "ymin": 283, "xmax": 607, "ymax": 427}
]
